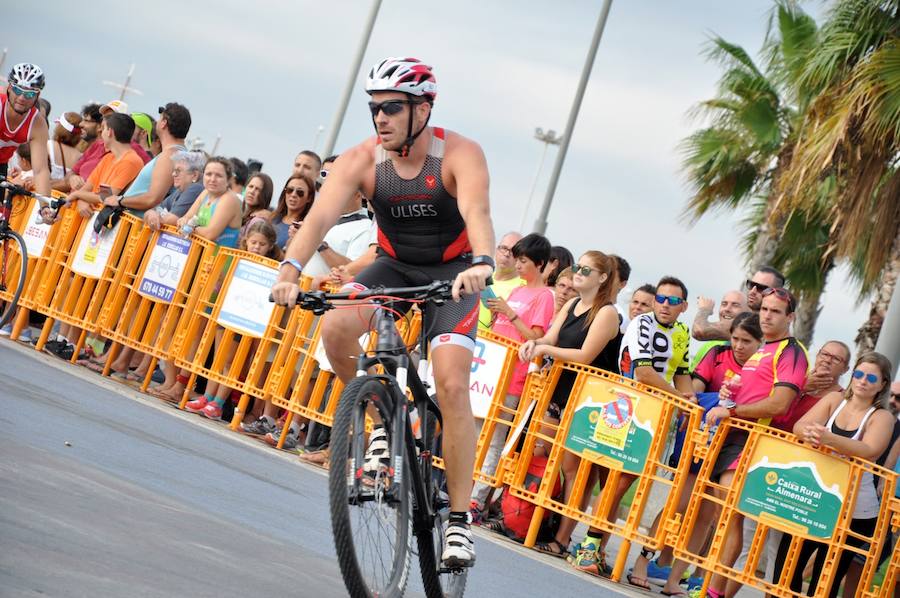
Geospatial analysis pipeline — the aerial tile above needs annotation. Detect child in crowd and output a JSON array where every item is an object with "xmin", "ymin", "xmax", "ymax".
[{"xmin": 184, "ymin": 220, "xmax": 282, "ymax": 420}]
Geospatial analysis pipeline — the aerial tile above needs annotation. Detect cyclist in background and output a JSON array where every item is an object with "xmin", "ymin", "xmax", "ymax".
[
  {"xmin": 1, "ymin": 63, "xmax": 51, "ymax": 196},
  {"xmin": 272, "ymin": 56, "xmax": 494, "ymax": 569}
]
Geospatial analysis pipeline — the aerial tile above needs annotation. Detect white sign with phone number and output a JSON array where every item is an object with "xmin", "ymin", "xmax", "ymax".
[{"xmin": 425, "ymin": 337, "xmax": 508, "ymax": 418}]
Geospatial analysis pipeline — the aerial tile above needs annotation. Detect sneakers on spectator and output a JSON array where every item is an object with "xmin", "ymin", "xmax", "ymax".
[
  {"xmin": 646, "ymin": 559, "xmax": 674, "ymax": 585},
  {"xmin": 0, "ymin": 324, "xmax": 11, "ymax": 336},
  {"xmin": 185, "ymin": 396, "xmax": 210, "ymax": 413},
  {"xmin": 242, "ymin": 416, "xmax": 276, "ymax": 436},
  {"xmin": 441, "ymin": 524, "xmax": 476, "ymax": 568},
  {"xmin": 1, "ymin": 324, "xmax": 32, "ymax": 343},
  {"xmin": 573, "ymin": 539, "xmax": 612, "ymax": 577},
  {"xmin": 50, "ymin": 342, "xmax": 75, "ymax": 360},
  {"xmin": 201, "ymin": 401, "xmax": 223, "ymax": 420},
  {"xmin": 264, "ymin": 426, "xmax": 300, "ymax": 450},
  {"xmin": 683, "ymin": 575, "xmax": 705, "ymax": 591}
]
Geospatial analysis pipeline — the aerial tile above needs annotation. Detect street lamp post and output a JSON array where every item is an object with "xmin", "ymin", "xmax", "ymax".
[
  {"xmin": 533, "ymin": 0, "xmax": 613, "ymax": 235},
  {"xmin": 520, "ymin": 127, "xmax": 562, "ymax": 232}
]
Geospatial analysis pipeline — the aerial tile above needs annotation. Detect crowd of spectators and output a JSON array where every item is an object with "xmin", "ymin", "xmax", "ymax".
[{"xmin": 3, "ymin": 90, "xmax": 899, "ymax": 598}]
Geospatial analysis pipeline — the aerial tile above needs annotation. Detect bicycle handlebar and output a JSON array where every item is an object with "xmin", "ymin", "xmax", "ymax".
[
  {"xmin": 282, "ymin": 280, "xmax": 456, "ymax": 315},
  {"xmin": 0, "ymin": 177, "xmax": 65, "ymax": 211}
]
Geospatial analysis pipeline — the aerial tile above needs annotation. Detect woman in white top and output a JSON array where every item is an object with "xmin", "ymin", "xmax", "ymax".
[{"xmin": 782, "ymin": 351, "xmax": 895, "ymax": 597}]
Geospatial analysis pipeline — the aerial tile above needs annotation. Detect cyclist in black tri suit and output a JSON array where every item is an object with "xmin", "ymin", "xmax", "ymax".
[{"xmin": 272, "ymin": 57, "xmax": 495, "ymax": 568}]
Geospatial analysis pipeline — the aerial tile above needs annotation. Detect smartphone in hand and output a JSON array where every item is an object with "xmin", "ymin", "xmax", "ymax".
[{"xmin": 480, "ymin": 286, "xmax": 497, "ymax": 306}]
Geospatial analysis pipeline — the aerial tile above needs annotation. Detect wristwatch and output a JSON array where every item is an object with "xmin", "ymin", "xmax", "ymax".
[
  {"xmin": 471, "ymin": 254, "xmax": 495, "ymax": 271},
  {"xmin": 317, "ymin": 241, "xmax": 330, "ymax": 253},
  {"xmin": 721, "ymin": 399, "xmax": 737, "ymax": 417},
  {"xmin": 279, "ymin": 258, "xmax": 303, "ymax": 274},
  {"xmin": 117, "ymin": 196, "xmax": 125, "ymax": 208}
]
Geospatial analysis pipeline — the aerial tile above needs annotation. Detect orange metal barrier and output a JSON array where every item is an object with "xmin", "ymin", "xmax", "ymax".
[
  {"xmin": 29, "ymin": 210, "xmax": 141, "ymax": 360},
  {"xmin": 506, "ymin": 362, "xmax": 703, "ymax": 581},
  {"xmin": 671, "ymin": 417, "xmax": 898, "ymax": 598},
  {"xmin": 872, "ymin": 490, "xmax": 899, "ymax": 597},
  {"xmin": 95, "ymin": 223, "xmax": 223, "ymax": 389}
]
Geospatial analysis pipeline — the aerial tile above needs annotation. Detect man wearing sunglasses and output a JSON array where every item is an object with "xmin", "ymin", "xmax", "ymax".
[
  {"xmin": 704, "ymin": 286, "xmax": 808, "ymax": 598},
  {"xmin": 272, "ymin": 56, "xmax": 494, "ymax": 569},
  {"xmin": 744, "ymin": 265, "xmax": 785, "ymax": 312},
  {"xmin": 1, "ymin": 63, "xmax": 50, "ymax": 196}
]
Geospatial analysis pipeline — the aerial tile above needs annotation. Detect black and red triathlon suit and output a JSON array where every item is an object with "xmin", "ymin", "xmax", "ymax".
[{"xmin": 351, "ymin": 127, "xmax": 479, "ymax": 348}]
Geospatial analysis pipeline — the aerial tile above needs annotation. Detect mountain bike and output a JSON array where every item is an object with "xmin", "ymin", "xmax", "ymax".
[
  {"xmin": 293, "ymin": 280, "xmax": 469, "ymax": 598},
  {"xmin": 0, "ymin": 177, "xmax": 61, "ymax": 328}
]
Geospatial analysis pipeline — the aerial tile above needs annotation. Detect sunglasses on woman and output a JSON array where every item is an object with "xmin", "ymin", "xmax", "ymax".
[
  {"xmin": 852, "ymin": 370, "xmax": 880, "ymax": 384},
  {"xmin": 570, "ymin": 264, "xmax": 596, "ymax": 276},
  {"xmin": 285, "ymin": 186, "xmax": 306, "ymax": 197},
  {"xmin": 655, "ymin": 294, "xmax": 685, "ymax": 306}
]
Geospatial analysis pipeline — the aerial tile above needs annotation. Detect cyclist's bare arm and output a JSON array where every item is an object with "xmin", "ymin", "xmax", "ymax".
[
  {"xmin": 28, "ymin": 117, "xmax": 51, "ymax": 196},
  {"xmin": 446, "ymin": 134, "xmax": 494, "ymax": 298},
  {"xmin": 273, "ymin": 141, "xmax": 373, "ymax": 304}
]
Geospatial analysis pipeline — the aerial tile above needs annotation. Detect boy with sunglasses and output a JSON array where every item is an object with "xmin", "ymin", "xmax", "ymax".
[
  {"xmin": 272, "ymin": 57, "xmax": 494, "ymax": 570},
  {"xmin": 1, "ymin": 63, "xmax": 50, "ymax": 196}
]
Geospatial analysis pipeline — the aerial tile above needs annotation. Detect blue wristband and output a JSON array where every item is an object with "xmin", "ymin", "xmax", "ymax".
[{"xmin": 279, "ymin": 258, "xmax": 303, "ymax": 274}]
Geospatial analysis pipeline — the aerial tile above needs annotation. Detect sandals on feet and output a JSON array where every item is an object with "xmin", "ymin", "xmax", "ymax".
[
  {"xmin": 534, "ymin": 539, "xmax": 568, "ymax": 559},
  {"xmin": 627, "ymin": 573, "xmax": 651, "ymax": 590}
]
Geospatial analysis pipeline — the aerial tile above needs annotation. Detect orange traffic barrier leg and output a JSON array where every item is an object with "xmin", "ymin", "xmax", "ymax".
[
  {"xmin": 524, "ymin": 505, "xmax": 545, "ymax": 548},
  {"xmin": 35, "ymin": 317, "xmax": 54, "ymax": 352},
  {"xmin": 11, "ymin": 307, "xmax": 29, "ymax": 340},
  {"xmin": 178, "ymin": 373, "xmax": 198, "ymax": 410},
  {"xmin": 230, "ymin": 393, "xmax": 252, "ymax": 431},
  {"xmin": 277, "ymin": 412, "xmax": 295, "ymax": 449},
  {"xmin": 102, "ymin": 342, "xmax": 122, "ymax": 377}
]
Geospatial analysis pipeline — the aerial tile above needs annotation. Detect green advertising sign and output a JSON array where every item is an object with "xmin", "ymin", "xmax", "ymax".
[
  {"xmin": 737, "ymin": 435, "xmax": 849, "ymax": 539},
  {"xmin": 563, "ymin": 376, "xmax": 662, "ymax": 474}
]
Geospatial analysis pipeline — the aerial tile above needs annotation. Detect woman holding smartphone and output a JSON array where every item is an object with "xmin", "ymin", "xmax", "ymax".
[{"xmin": 271, "ymin": 173, "xmax": 315, "ymax": 249}]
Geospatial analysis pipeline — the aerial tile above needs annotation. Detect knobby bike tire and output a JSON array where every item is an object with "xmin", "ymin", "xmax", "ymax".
[
  {"xmin": 416, "ymin": 404, "xmax": 468, "ymax": 598},
  {"xmin": 0, "ymin": 229, "xmax": 27, "ymax": 329},
  {"xmin": 329, "ymin": 376, "xmax": 411, "ymax": 598}
]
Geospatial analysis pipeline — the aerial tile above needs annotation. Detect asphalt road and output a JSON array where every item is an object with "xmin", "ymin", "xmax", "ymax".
[{"xmin": 0, "ymin": 341, "xmax": 635, "ymax": 598}]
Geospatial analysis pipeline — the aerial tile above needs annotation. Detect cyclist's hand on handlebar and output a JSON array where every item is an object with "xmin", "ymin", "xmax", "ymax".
[
  {"xmin": 451, "ymin": 263, "xmax": 493, "ymax": 301},
  {"xmin": 271, "ymin": 281, "xmax": 302, "ymax": 307}
]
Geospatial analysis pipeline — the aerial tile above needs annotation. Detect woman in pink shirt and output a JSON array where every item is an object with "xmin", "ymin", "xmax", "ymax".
[{"xmin": 470, "ymin": 234, "xmax": 555, "ymax": 521}]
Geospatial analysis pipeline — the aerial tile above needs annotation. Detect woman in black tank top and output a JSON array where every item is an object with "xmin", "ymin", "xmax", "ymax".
[{"xmin": 517, "ymin": 250, "xmax": 624, "ymax": 557}]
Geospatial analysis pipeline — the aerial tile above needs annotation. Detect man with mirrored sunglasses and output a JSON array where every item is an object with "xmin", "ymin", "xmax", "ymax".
[
  {"xmin": 1, "ymin": 63, "xmax": 50, "ymax": 196},
  {"xmin": 272, "ymin": 56, "xmax": 494, "ymax": 569}
]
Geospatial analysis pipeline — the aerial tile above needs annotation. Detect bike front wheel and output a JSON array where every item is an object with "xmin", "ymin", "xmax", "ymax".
[
  {"xmin": 0, "ymin": 229, "xmax": 27, "ymax": 329},
  {"xmin": 329, "ymin": 376, "xmax": 412, "ymax": 598}
]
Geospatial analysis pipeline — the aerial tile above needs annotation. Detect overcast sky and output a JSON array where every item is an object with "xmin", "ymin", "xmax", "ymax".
[{"xmin": 8, "ymin": 0, "xmax": 869, "ymax": 369}]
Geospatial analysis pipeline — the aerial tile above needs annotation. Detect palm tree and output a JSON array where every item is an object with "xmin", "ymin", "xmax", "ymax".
[
  {"xmin": 681, "ymin": 2, "xmax": 832, "ymax": 344},
  {"xmin": 772, "ymin": 0, "xmax": 900, "ymax": 353}
]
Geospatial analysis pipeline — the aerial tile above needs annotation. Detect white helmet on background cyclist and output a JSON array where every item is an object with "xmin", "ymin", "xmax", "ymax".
[
  {"xmin": 366, "ymin": 57, "xmax": 436, "ymax": 103},
  {"xmin": 8, "ymin": 63, "xmax": 46, "ymax": 91}
]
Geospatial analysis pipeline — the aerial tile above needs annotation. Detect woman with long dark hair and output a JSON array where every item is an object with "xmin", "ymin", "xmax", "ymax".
[{"xmin": 271, "ymin": 174, "xmax": 315, "ymax": 249}]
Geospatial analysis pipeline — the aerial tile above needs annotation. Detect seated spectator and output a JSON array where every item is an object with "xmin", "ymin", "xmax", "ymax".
[
  {"xmin": 541, "ymin": 245, "xmax": 574, "ymax": 286},
  {"xmin": 241, "ymin": 172, "xmax": 274, "ymax": 228},
  {"xmin": 271, "ymin": 174, "xmax": 315, "ymax": 250},
  {"xmin": 518, "ymin": 251, "xmax": 622, "ymax": 558},
  {"xmin": 176, "ymin": 157, "xmax": 243, "ymax": 247},
  {"xmin": 628, "ymin": 283, "xmax": 655, "ymax": 321},
  {"xmin": 778, "ymin": 352, "xmax": 895, "ymax": 598},
  {"xmin": 292, "ymin": 149, "xmax": 321, "ymax": 179},
  {"xmin": 552, "ymin": 268, "xmax": 577, "ymax": 314},
  {"xmin": 145, "ymin": 150, "xmax": 206, "ymax": 226},
  {"xmin": 477, "ymin": 231, "xmax": 522, "ymax": 329},
  {"xmin": 62, "ymin": 100, "xmax": 150, "ymax": 192},
  {"xmin": 470, "ymin": 233, "xmax": 554, "ymax": 520},
  {"xmin": 691, "ymin": 289, "xmax": 749, "ymax": 342},
  {"xmin": 48, "ymin": 112, "xmax": 83, "ymax": 183}
]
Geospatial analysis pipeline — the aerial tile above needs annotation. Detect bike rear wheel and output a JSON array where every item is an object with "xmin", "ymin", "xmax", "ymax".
[
  {"xmin": 329, "ymin": 376, "xmax": 412, "ymax": 598},
  {"xmin": 0, "ymin": 229, "xmax": 27, "ymax": 329},
  {"xmin": 416, "ymin": 405, "xmax": 468, "ymax": 598}
]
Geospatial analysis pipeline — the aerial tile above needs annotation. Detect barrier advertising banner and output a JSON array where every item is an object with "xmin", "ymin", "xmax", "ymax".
[
  {"xmin": 71, "ymin": 215, "xmax": 119, "ymax": 279},
  {"xmin": 138, "ymin": 233, "xmax": 191, "ymax": 303},
  {"xmin": 216, "ymin": 259, "xmax": 278, "ymax": 338}
]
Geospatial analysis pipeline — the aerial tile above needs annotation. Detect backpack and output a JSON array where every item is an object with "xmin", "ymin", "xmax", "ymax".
[{"xmin": 500, "ymin": 455, "xmax": 562, "ymax": 542}]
